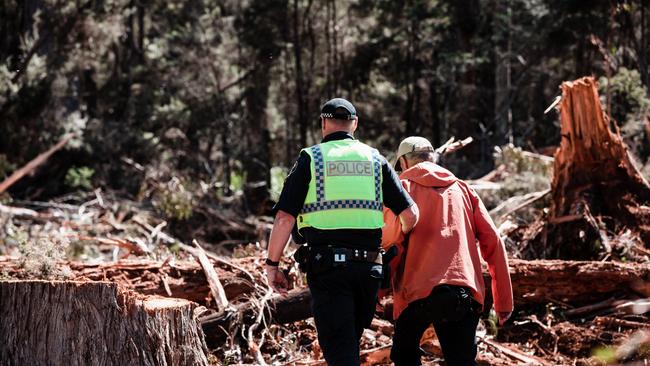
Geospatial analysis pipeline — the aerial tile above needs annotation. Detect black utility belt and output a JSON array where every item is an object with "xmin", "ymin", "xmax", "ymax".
[
  {"xmin": 326, "ymin": 247, "xmax": 381, "ymax": 263},
  {"xmin": 294, "ymin": 245, "xmax": 382, "ymax": 274}
]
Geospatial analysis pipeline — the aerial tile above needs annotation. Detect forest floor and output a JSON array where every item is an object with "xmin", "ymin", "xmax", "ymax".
[{"xmin": 0, "ymin": 185, "xmax": 648, "ymax": 365}]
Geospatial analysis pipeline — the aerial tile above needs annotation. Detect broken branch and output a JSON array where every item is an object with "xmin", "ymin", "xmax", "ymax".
[
  {"xmin": 193, "ymin": 239, "xmax": 229, "ymax": 311},
  {"xmin": 0, "ymin": 135, "xmax": 72, "ymax": 194}
]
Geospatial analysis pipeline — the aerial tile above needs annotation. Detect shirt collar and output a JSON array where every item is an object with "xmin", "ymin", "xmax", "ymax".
[{"xmin": 322, "ymin": 131, "xmax": 355, "ymax": 143}]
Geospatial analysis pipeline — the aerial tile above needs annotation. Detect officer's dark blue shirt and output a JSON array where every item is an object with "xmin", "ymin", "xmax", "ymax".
[{"xmin": 273, "ymin": 131, "xmax": 414, "ymax": 250}]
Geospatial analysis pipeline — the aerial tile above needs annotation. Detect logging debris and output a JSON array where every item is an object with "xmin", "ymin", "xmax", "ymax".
[
  {"xmin": 0, "ymin": 179, "xmax": 648, "ymax": 364},
  {"xmin": 1, "ymin": 253, "xmax": 648, "ymax": 365},
  {"xmin": 1, "ymin": 86, "xmax": 650, "ymax": 363}
]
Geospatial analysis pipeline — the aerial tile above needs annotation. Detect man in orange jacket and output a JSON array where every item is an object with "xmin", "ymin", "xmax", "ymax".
[{"xmin": 382, "ymin": 136, "xmax": 513, "ymax": 366}]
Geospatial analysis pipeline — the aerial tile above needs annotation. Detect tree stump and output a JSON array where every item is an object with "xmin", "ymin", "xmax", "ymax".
[
  {"xmin": 541, "ymin": 77, "xmax": 650, "ymax": 258},
  {"xmin": 0, "ymin": 280, "xmax": 209, "ymax": 366},
  {"xmin": 0, "ymin": 257, "xmax": 256, "ymax": 307}
]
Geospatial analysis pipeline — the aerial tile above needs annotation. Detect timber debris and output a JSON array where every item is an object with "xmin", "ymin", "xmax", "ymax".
[{"xmin": 1, "ymin": 77, "xmax": 649, "ymax": 365}]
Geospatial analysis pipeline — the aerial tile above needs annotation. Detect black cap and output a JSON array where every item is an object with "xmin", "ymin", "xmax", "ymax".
[{"xmin": 320, "ymin": 98, "xmax": 357, "ymax": 120}]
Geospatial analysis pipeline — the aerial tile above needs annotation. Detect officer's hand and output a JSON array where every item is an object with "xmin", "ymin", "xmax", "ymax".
[
  {"xmin": 498, "ymin": 311, "xmax": 512, "ymax": 326},
  {"xmin": 265, "ymin": 265, "xmax": 289, "ymax": 296}
]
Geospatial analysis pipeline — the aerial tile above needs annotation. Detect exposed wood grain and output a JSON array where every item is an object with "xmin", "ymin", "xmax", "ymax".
[{"xmin": 0, "ymin": 280, "xmax": 209, "ymax": 366}]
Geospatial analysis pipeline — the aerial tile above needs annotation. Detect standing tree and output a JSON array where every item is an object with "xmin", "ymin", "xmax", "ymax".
[{"xmin": 236, "ymin": 0, "xmax": 288, "ymax": 213}]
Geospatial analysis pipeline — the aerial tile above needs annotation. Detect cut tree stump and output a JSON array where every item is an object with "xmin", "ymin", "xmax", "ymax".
[
  {"xmin": 0, "ymin": 257, "xmax": 255, "ymax": 306},
  {"xmin": 540, "ymin": 76, "xmax": 650, "ymax": 258},
  {"xmin": 0, "ymin": 280, "xmax": 209, "ymax": 366}
]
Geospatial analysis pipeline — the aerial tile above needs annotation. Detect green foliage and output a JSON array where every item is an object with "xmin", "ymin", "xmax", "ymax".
[
  {"xmin": 599, "ymin": 68, "xmax": 650, "ymax": 124},
  {"xmin": 494, "ymin": 144, "xmax": 553, "ymax": 177},
  {"xmin": 600, "ymin": 68, "xmax": 650, "ymax": 161},
  {"xmin": 485, "ymin": 309, "xmax": 499, "ymax": 336},
  {"xmin": 229, "ymin": 170, "xmax": 246, "ymax": 193},
  {"xmin": 481, "ymin": 144, "xmax": 552, "ymax": 211},
  {"xmin": 155, "ymin": 179, "xmax": 194, "ymax": 221},
  {"xmin": 0, "ymin": 155, "xmax": 15, "ymax": 178},
  {"xmin": 591, "ymin": 345, "xmax": 617, "ymax": 364},
  {"xmin": 10, "ymin": 227, "xmax": 71, "ymax": 279},
  {"xmin": 270, "ymin": 166, "xmax": 288, "ymax": 202},
  {"xmin": 1, "ymin": 0, "xmax": 649, "ymax": 208},
  {"xmin": 64, "ymin": 166, "xmax": 95, "ymax": 190}
]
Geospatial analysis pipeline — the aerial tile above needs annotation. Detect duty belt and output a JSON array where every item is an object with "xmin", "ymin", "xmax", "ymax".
[
  {"xmin": 294, "ymin": 245, "xmax": 383, "ymax": 274},
  {"xmin": 333, "ymin": 247, "xmax": 380, "ymax": 263},
  {"xmin": 315, "ymin": 246, "xmax": 382, "ymax": 265}
]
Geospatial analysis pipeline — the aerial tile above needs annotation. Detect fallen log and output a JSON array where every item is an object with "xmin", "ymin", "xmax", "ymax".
[
  {"xmin": 594, "ymin": 316, "xmax": 650, "ymax": 329},
  {"xmin": 0, "ymin": 280, "xmax": 209, "ymax": 365},
  {"xmin": 0, "ymin": 203, "xmax": 44, "ymax": 218},
  {"xmin": 74, "ymin": 235, "xmax": 150, "ymax": 255},
  {"xmin": 508, "ymin": 259, "xmax": 650, "ymax": 305},
  {"xmin": 200, "ymin": 288, "xmax": 312, "ymax": 349},
  {"xmin": 72, "ymin": 260, "xmax": 255, "ymax": 305},
  {"xmin": 564, "ymin": 297, "xmax": 619, "ymax": 318},
  {"xmin": 359, "ymin": 345, "xmax": 392, "ymax": 365},
  {"xmin": 199, "ymin": 259, "xmax": 650, "ymax": 347},
  {"xmin": 2, "ymin": 256, "xmax": 646, "ymax": 350},
  {"xmin": 480, "ymin": 337, "xmax": 550, "ymax": 366},
  {"xmin": 3, "ymin": 256, "xmax": 644, "ymax": 313}
]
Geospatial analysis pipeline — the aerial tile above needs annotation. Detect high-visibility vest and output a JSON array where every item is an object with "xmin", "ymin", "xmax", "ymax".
[{"xmin": 297, "ymin": 139, "xmax": 384, "ymax": 231}]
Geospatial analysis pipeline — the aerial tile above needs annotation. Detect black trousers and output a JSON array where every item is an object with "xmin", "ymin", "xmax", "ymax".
[
  {"xmin": 391, "ymin": 291, "xmax": 480, "ymax": 366},
  {"xmin": 308, "ymin": 262, "xmax": 382, "ymax": 366}
]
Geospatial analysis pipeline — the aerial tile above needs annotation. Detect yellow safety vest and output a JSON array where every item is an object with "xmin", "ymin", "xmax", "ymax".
[{"xmin": 297, "ymin": 139, "xmax": 384, "ymax": 231}]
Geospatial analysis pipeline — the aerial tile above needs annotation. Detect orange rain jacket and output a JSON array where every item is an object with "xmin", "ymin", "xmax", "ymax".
[{"xmin": 382, "ymin": 161, "xmax": 513, "ymax": 320}]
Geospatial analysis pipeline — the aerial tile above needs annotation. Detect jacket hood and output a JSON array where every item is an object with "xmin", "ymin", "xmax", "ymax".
[{"xmin": 400, "ymin": 161, "xmax": 457, "ymax": 187}]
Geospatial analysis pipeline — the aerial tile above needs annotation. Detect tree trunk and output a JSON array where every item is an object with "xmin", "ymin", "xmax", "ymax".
[
  {"xmin": 493, "ymin": 0, "xmax": 510, "ymax": 145},
  {"xmin": 243, "ymin": 64, "xmax": 272, "ymax": 214},
  {"xmin": 507, "ymin": 259, "xmax": 650, "ymax": 305},
  {"xmin": 0, "ymin": 280, "xmax": 209, "ymax": 366},
  {"xmin": 542, "ymin": 77, "xmax": 650, "ymax": 258},
  {"xmin": 293, "ymin": 0, "xmax": 308, "ymax": 150},
  {"xmin": 238, "ymin": 0, "xmax": 288, "ymax": 215}
]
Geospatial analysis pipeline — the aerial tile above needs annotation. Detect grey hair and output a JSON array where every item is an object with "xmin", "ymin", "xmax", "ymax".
[{"xmin": 404, "ymin": 151, "xmax": 436, "ymax": 164}]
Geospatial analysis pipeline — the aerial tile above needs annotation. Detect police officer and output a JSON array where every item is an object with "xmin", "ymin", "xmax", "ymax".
[{"xmin": 265, "ymin": 98, "xmax": 419, "ymax": 365}]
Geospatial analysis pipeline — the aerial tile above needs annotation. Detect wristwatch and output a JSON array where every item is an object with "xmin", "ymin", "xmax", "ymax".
[{"xmin": 265, "ymin": 258, "xmax": 280, "ymax": 267}]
